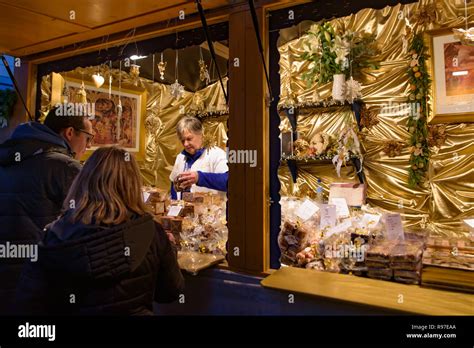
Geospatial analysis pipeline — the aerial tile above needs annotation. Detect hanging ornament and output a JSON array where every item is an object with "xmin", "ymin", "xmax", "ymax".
[
  {"xmin": 170, "ymin": 49, "xmax": 185, "ymax": 100},
  {"xmin": 453, "ymin": 0, "xmax": 474, "ymax": 46},
  {"xmin": 130, "ymin": 64, "xmax": 140, "ymax": 84},
  {"xmin": 170, "ymin": 80, "xmax": 185, "ymax": 100},
  {"xmin": 345, "ymin": 77, "xmax": 362, "ymax": 103},
  {"xmin": 198, "ymin": 46, "xmax": 210, "ymax": 84},
  {"xmin": 61, "ymin": 80, "xmax": 70, "ymax": 103},
  {"xmin": 158, "ymin": 52, "xmax": 167, "ymax": 80},
  {"xmin": 92, "ymin": 68, "xmax": 105, "ymax": 88},
  {"xmin": 77, "ymin": 81, "xmax": 87, "ymax": 104},
  {"xmin": 190, "ymin": 93, "xmax": 205, "ymax": 113}
]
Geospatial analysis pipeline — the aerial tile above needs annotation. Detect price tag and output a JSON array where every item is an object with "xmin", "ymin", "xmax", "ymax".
[
  {"xmin": 360, "ymin": 213, "xmax": 381, "ymax": 229},
  {"xmin": 320, "ymin": 204, "xmax": 337, "ymax": 230},
  {"xmin": 384, "ymin": 213, "xmax": 405, "ymax": 240},
  {"xmin": 296, "ymin": 199, "xmax": 320, "ymax": 221},
  {"xmin": 329, "ymin": 197, "xmax": 350, "ymax": 218},
  {"xmin": 168, "ymin": 205, "xmax": 183, "ymax": 217}
]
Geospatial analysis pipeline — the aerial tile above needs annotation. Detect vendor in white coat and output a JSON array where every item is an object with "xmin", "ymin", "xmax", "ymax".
[{"xmin": 170, "ymin": 116, "xmax": 228, "ymax": 199}]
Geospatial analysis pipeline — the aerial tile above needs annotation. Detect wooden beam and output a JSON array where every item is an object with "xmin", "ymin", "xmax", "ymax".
[
  {"xmin": 227, "ymin": 4, "xmax": 269, "ymax": 274},
  {"xmin": 14, "ymin": 2, "xmax": 237, "ymax": 62},
  {"xmin": 227, "ymin": 8, "xmax": 247, "ymax": 271}
]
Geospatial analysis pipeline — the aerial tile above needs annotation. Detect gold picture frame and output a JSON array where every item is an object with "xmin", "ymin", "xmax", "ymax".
[
  {"xmin": 51, "ymin": 73, "xmax": 147, "ymax": 161},
  {"xmin": 425, "ymin": 28, "xmax": 474, "ymax": 124}
]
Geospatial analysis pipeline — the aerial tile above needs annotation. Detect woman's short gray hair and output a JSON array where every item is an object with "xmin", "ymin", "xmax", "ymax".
[{"xmin": 176, "ymin": 116, "xmax": 203, "ymax": 137}]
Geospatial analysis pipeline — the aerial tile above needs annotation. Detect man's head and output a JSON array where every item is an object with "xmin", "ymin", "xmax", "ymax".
[
  {"xmin": 176, "ymin": 116, "xmax": 203, "ymax": 155},
  {"xmin": 44, "ymin": 107, "xmax": 94, "ymax": 160}
]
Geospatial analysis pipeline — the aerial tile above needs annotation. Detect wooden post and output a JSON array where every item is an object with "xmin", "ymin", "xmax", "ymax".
[{"xmin": 227, "ymin": 3, "xmax": 269, "ymax": 274}]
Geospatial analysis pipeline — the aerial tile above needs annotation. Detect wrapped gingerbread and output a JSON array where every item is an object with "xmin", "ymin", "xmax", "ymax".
[{"xmin": 278, "ymin": 220, "xmax": 311, "ymax": 266}]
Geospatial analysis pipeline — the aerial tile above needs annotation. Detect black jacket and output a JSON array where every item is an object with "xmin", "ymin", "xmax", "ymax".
[
  {"xmin": 15, "ymin": 212, "xmax": 184, "ymax": 315},
  {"xmin": 0, "ymin": 122, "xmax": 81, "ymax": 314}
]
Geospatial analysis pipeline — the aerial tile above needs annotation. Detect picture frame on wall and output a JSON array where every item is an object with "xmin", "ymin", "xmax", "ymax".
[
  {"xmin": 425, "ymin": 28, "xmax": 474, "ymax": 124},
  {"xmin": 51, "ymin": 73, "xmax": 147, "ymax": 161}
]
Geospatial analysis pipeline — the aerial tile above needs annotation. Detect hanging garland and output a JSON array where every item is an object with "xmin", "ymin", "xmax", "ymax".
[{"xmin": 407, "ymin": 33, "xmax": 431, "ymax": 188}]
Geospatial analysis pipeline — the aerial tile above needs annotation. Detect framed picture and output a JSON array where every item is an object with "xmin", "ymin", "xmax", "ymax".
[
  {"xmin": 51, "ymin": 73, "xmax": 147, "ymax": 160},
  {"xmin": 425, "ymin": 28, "xmax": 474, "ymax": 124}
]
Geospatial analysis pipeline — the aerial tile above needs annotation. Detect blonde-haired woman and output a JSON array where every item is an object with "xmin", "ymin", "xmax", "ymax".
[{"xmin": 15, "ymin": 146, "xmax": 184, "ymax": 315}]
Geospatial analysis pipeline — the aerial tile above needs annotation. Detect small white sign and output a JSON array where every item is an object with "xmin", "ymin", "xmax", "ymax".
[
  {"xmin": 329, "ymin": 197, "xmax": 350, "ymax": 218},
  {"xmin": 168, "ymin": 206, "xmax": 183, "ymax": 217},
  {"xmin": 296, "ymin": 199, "xmax": 320, "ymax": 221},
  {"xmin": 360, "ymin": 213, "xmax": 381, "ymax": 229},
  {"xmin": 142, "ymin": 191, "xmax": 151, "ymax": 203},
  {"xmin": 320, "ymin": 204, "xmax": 337, "ymax": 230},
  {"xmin": 384, "ymin": 213, "xmax": 405, "ymax": 240}
]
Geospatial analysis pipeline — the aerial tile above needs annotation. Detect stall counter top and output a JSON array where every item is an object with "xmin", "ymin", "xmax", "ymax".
[{"xmin": 261, "ymin": 267, "xmax": 474, "ymax": 315}]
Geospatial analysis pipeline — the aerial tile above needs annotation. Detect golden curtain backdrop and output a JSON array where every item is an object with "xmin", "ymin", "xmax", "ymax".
[
  {"xmin": 277, "ymin": 0, "xmax": 474, "ymax": 238},
  {"xmin": 41, "ymin": 67, "xmax": 228, "ymax": 192}
]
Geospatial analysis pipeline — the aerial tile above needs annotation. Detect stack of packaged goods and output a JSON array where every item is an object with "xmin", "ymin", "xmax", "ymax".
[
  {"xmin": 152, "ymin": 192, "xmax": 227, "ymax": 256},
  {"xmin": 422, "ymin": 237, "xmax": 474, "ymax": 293},
  {"xmin": 390, "ymin": 241, "xmax": 424, "ymax": 285},
  {"xmin": 366, "ymin": 240, "xmax": 395, "ymax": 281},
  {"xmin": 143, "ymin": 187, "xmax": 169, "ymax": 215},
  {"xmin": 178, "ymin": 193, "xmax": 228, "ymax": 255},
  {"xmin": 278, "ymin": 197, "xmax": 378, "ymax": 273}
]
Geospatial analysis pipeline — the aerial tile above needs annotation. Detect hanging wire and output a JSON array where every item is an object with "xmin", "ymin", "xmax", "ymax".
[
  {"xmin": 175, "ymin": 49, "xmax": 179, "ymax": 81},
  {"xmin": 152, "ymin": 54, "xmax": 155, "ymax": 81},
  {"xmin": 108, "ymin": 60, "xmax": 112, "ymax": 98},
  {"xmin": 175, "ymin": 28, "xmax": 179, "ymax": 82},
  {"xmin": 118, "ymin": 28, "xmax": 137, "ymax": 57},
  {"xmin": 119, "ymin": 60, "xmax": 122, "ymax": 92}
]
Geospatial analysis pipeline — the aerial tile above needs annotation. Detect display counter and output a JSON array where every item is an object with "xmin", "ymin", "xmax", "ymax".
[{"xmin": 261, "ymin": 267, "xmax": 473, "ymax": 316}]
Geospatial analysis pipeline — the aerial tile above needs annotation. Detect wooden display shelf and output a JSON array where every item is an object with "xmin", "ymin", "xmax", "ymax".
[
  {"xmin": 261, "ymin": 267, "xmax": 474, "ymax": 315},
  {"xmin": 282, "ymin": 156, "xmax": 365, "ymax": 184}
]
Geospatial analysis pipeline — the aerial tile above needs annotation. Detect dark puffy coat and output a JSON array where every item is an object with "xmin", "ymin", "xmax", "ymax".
[
  {"xmin": 15, "ymin": 211, "xmax": 185, "ymax": 315},
  {"xmin": 0, "ymin": 122, "xmax": 81, "ymax": 314}
]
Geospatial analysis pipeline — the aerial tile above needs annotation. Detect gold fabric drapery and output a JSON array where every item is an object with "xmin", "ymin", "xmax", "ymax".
[
  {"xmin": 41, "ymin": 67, "xmax": 228, "ymax": 192},
  {"xmin": 277, "ymin": 0, "xmax": 474, "ymax": 238}
]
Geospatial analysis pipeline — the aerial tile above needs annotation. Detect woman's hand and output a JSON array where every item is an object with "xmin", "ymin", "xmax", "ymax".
[{"xmin": 178, "ymin": 171, "xmax": 199, "ymax": 189}]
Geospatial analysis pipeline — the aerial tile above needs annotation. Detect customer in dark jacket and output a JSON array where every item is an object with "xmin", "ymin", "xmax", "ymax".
[
  {"xmin": 15, "ymin": 146, "xmax": 184, "ymax": 315},
  {"xmin": 0, "ymin": 106, "xmax": 93, "ymax": 314}
]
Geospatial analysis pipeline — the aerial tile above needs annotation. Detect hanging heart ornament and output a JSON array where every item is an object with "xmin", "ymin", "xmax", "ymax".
[{"xmin": 92, "ymin": 73, "xmax": 105, "ymax": 88}]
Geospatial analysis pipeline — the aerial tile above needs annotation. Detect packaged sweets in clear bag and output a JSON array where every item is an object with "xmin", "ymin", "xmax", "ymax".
[{"xmin": 279, "ymin": 197, "xmax": 320, "ymax": 266}]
